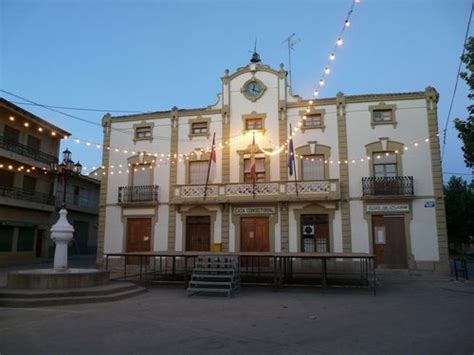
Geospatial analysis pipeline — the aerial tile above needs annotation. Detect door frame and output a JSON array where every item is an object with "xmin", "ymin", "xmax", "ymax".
[
  {"xmin": 185, "ymin": 215, "xmax": 211, "ymax": 251},
  {"xmin": 121, "ymin": 210, "xmax": 158, "ymax": 253},
  {"xmin": 179, "ymin": 206, "xmax": 217, "ymax": 252},
  {"xmin": 293, "ymin": 203, "xmax": 336, "ymax": 253},
  {"xmin": 125, "ymin": 218, "xmax": 152, "ymax": 253},
  {"xmin": 364, "ymin": 201, "xmax": 413, "ymax": 269},
  {"xmin": 231, "ymin": 205, "xmax": 278, "ymax": 252}
]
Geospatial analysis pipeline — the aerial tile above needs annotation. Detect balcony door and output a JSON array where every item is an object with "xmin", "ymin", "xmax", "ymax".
[
  {"xmin": 186, "ymin": 216, "xmax": 210, "ymax": 251},
  {"xmin": 126, "ymin": 218, "xmax": 151, "ymax": 264},
  {"xmin": 133, "ymin": 164, "xmax": 153, "ymax": 186},
  {"xmin": 302, "ymin": 155, "xmax": 325, "ymax": 180},
  {"xmin": 372, "ymin": 215, "xmax": 407, "ymax": 268}
]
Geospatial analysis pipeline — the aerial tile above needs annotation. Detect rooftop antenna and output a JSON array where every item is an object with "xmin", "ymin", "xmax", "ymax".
[{"xmin": 282, "ymin": 33, "xmax": 301, "ymax": 92}]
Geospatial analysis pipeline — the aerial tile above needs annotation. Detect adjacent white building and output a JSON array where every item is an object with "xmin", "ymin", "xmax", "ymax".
[{"xmin": 97, "ymin": 55, "xmax": 448, "ymax": 274}]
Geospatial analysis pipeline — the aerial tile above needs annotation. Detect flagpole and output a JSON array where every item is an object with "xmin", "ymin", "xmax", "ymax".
[
  {"xmin": 289, "ymin": 124, "xmax": 299, "ymax": 196},
  {"xmin": 203, "ymin": 132, "xmax": 216, "ymax": 201},
  {"xmin": 252, "ymin": 131, "xmax": 256, "ymax": 200}
]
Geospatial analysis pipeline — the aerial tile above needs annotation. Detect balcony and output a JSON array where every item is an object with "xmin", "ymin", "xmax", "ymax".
[
  {"xmin": 173, "ymin": 180, "xmax": 340, "ymax": 204},
  {"xmin": 362, "ymin": 176, "xmax": 414, "ymax": 197},
  {"xmin": 0, "ymin": 185, "xmax": 55, "ymax": 210},
  {"xmin": 118, "ymin": 185, "xmax": 159, "ymax": 204},
  {"xmin": 0, "ymin": 136, "xmax": 58, "ymax": 165}
]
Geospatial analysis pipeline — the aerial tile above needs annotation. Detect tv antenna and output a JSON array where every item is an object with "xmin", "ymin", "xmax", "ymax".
[{"xmin": 282, "ymin": 33, "xmax": 301, "ymax": 92}]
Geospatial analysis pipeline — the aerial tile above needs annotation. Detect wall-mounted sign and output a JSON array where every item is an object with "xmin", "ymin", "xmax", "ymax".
[
  {"xmin": 367, "ymin": 204, "xmax": 409, "ymax": 213},
  {"xmin": 424, "ymin": 201, "xmax": 435, "ymax": 208},
  {"xmin": 233, "ymin": 207, "xmax": 275, "ymax": 215}
]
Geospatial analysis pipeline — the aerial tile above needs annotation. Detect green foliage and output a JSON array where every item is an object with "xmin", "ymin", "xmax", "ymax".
[
  {"xmin": 456, "ymin": 36, "xmax": 474, "ymax": 168},
  {"xmin": 444, "ymin": 176, "xmax": 474, "ymax": 244}
]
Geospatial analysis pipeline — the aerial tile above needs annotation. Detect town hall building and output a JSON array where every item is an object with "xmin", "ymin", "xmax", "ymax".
[{"xmin": 97, "ymin": 54, "xmax": 448, "ymax": 274}]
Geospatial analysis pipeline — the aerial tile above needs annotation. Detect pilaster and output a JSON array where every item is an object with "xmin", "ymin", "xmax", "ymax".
[
  {"xmin": 167, "ymin": 107, "xmax": 179, "ymax": 252},
  {"xmin": 336, "ymin": 93, "xmax": 352, "ymax": 252},
  {"xmin": 96, "ymin": 113, "xmax": 111, "ymax": 265},
  {"xmin": 425, "ymin": 87, "xmax": 449, "ymax": 271}
]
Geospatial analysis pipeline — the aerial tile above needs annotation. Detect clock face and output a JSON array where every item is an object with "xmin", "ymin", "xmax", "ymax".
[{"xmin": 244, "ymin": 81, "xmax": 262, "ymax": 98}]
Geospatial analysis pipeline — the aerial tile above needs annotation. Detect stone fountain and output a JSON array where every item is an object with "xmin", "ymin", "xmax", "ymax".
[{"xmin": 1, "ymin": 209, "xmax": 145, "ymax": 307}]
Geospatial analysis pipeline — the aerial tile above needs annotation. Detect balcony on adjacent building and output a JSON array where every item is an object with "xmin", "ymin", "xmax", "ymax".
[
  {"xmin": 118, "ymin": 185, "xmax": 159, "ymax": 204},
  {"xmin": 173, "ymin": 180, "xmax": 340, "ymax": 204},
  {"xmin": 0, "ymin": 185, "xmax": 55, "ymax": 210},
  {"xmin": 362, "ymin": 176, "xmax": 414, "ymax": 197},
  {"xmin": 0, "ymin": 135, "xmax": 58, "ymax": 165}
]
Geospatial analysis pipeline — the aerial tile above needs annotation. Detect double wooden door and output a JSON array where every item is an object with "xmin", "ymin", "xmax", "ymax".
[
  {"xmin": 241, "ymin": 217, "xmax": 270, "ymax": 267},
  {"xmin": 186, "ymin": 216, "xmax": 211, "ymax": 251},
  {"xmin": 241, "ymin": 217, "xmax": 269, "ymax": 252},
  {"xmin": 126, "ymin": 218, "xmax": 151, "ymax": 264},
  {"xmin": 372, "ymin": 215, "xmax": 407, "ymax": 268}
]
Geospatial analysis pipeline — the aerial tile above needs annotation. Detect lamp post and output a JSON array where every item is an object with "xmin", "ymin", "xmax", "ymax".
[
  {"xmin": 50, "ymin": 148, "xmax": 83, "ymax": 207},
  {"xmin": 49, "ymin": 148, "xmax": 82, "ymax": 270}
]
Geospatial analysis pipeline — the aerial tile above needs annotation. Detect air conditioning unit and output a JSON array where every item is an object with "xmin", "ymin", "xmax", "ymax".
[{"xmin": 303, "ymin": 225, "xmax": 315, "ymax": 236}]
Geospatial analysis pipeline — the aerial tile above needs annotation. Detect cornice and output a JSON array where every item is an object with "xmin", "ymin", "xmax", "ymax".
[{"xmin": 222, "ymin": 63, "xmax": 287, "ymax": 82}]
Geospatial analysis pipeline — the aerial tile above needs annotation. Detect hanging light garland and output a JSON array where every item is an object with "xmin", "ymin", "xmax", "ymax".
[{"xmin": 26, "ymin": 131, "xmax": 436, "ymax": 177}]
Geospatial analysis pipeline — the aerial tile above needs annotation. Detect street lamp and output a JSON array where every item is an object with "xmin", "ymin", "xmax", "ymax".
[{"xmin": 50, "ymin": 148, "xmax": 82, "ymax": 207}]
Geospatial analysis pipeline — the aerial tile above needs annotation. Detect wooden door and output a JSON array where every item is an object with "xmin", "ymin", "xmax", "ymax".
[
  {"xmin": 186, "ymin": 216, "xmax": 211, "ymax": 251},
  {"xmin": 126, "ymin": 218, "xmax": 151, "ymax": 264},
  {"xmin": 372, "ymin": 215, "xmax": 407, "ymax": 268},
  {"xmin": 241, "ymin": 217, "xmax": 269, "ymax": 252}
]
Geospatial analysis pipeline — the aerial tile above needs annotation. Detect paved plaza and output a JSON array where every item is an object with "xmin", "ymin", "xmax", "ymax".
[{"xmin": 1, "ymin": 274, "xmax": 473, "ymax": 355}]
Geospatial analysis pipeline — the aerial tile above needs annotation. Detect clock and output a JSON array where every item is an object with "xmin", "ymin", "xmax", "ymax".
[{"xmin": 241, "ymin": 79, "xmax": 266, "ymax": 101}]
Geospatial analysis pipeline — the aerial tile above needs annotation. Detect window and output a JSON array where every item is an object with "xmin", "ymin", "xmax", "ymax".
[
  {"xmin": 245, "ymin": 118, "xmax": 263, "ymax": 131},
  {"xmin": 303, "ymin": 114, "xmax": 322, "ymax": 128},
  {"xmin": 244, "ymin": 158, "xmax": 265, "ymax": 182},
  {"xmin": 27, "ymin": 135, "xmax": 41, "ymax": 151},
  {"xmin": 133, "ymin": 164, "xmax": 153, "ymax": 186},
  {"xmin": 0, "ymin": 226, "xmax": 14, "ymax": 252},
  {"xmin": 373, "ymin": 152, "xmax": 397, "ymax": 177},
  {"xmin": 302, "ymin": 155, "xmax": 325, "ymax": 180},
  {"xmin": 135, "ymin": 126, "xmax": 152, "ymax": 140},
  {"xmin": 4, "ymin": 125, "xmax": 20, "ymax": 143},
  {"xmin": 0, "ymin": 170, "xmax": 14, "ymax": 187},
  {"xmin": 191, "ymin": 122, "xmax": 208, "ymax": 135},
  {"xmin": 372, "ymin": 109, "xmax": 393, "ymax": 123},
  {"xmin": 301, "ymin": 214, "xmax": 329, "ymax": 253},
  {"xmin": 22, "ymin": 176, "xmax": 37, "ymax": 193},
  {"xmin": 189, "ymin": 161, "xmax": 208, "ymax": 185},
  {"xmin": 17, "ymin": 227, "xmax": 35, "ymax": 252}
]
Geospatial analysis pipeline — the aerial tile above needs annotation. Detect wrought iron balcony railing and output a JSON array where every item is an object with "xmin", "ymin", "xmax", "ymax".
[
  {"xmin": 0, "ymin": 185, "xmax": 55, "ymax": 205},
  {"xmin": 118, "ymin": 185, "xmax": 159, "ymax": 203},
  {"xmin": 173, "ymin": 180, "xmax": 340, "ymax": 203},
  {"xmin": 0, "ymin": 136, "xmax": 58, "ymax": 165},
  {"xmin": 362, "ymin": 176, "xmax": 414, "ymax": 196}
]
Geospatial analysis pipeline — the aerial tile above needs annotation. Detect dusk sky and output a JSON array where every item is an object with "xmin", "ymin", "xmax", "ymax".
[{"xmin": 1, "ymin": 0, "xmax": 472, "ymax": 180}]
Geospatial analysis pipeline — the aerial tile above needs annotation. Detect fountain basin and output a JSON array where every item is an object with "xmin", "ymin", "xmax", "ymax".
[{"xmin": 7, "ymin": 268, "xmax": 110, "ymax": 289}]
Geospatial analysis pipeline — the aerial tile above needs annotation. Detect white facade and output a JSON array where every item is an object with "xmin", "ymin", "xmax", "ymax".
[{"xmin": 98, "ymin": 58, "xmax": 448, "ymax": 273}]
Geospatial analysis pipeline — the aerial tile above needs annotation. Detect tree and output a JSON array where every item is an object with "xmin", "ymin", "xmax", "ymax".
[
  {"xmin": 444, "ymin": 176, "xmax": 474, "ymax": 251},
  {"xmin": 455, "ymin": 36, "xmax": 474, "ymax": 168}
]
